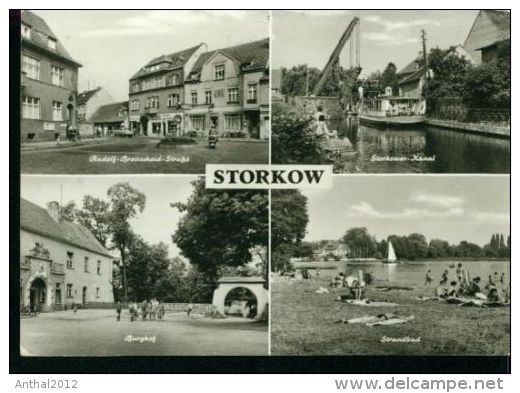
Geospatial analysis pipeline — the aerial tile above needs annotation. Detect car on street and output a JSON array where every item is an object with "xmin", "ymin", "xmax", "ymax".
[{"xmin": 114, "ymin": 129, "xmax": 134, "ymax": 137}]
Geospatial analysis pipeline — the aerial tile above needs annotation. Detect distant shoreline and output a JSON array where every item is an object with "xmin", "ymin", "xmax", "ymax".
[{"xmin": 293, "ymin": 257, "xmax": 510, "ymax": 268}]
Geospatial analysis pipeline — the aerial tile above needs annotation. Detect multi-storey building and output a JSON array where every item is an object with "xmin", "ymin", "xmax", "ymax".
[
  {"xmin": 20, "ymin": 199, "xmax": 115, "ymax": 312},
  {"xmin": 91, "ymin": 101, "xmax": 129, "ymax": 135},
  {"xmin": 128, "ymin": 44, "xmax": 206, "ymax": 136},
  {"xmin": 184, "ymin": 38, "xmax": 269, "ymax": 139},
  {"xmin": 20, "ymin": 10, "xmax": 82, "ymax": 141},
  {"xmin": 76, "ymin": 87, "xmax": 115, "ymax": 135}
]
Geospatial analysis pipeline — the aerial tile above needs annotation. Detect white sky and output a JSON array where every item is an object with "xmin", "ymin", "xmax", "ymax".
[
  {"xmin": 33, "ymin": 10, "xmax": 269, "ymax": 101},
  {"xmin": 304, "ymin": 176, "xmax": 510, "ymax": 246}
]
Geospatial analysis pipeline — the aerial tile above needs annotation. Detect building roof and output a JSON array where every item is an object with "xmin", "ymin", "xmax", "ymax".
[
  {"xmin": 130, "ymin": 44, "xmax": 204, "ymax": 80},
  {"xmin": 21, "ymin": 199, "xmax": 113, "ymax": 258},
  {"xmin": 483, "ymin": 10, "xmax": 510, "ymax": 35},
  {"xmin": 397, "ymin": 56, "xmax": 422, "ymax": 76},
  {"xmin": 21, "ymin": 10, "xmax": 82, "ymax": 67},
  {"xmin": 187, "ymin": 38, "xmax": 269, "ymax": 82},
  {"xmin": 91, "ymin": 101, "xmax": 128, "ymax": 123},
  {"xmin": 77, "ymin": 87, "xmax": 101, "ymax": 105},
  {"xmin": 218, "ymin": 276, "xmax": 266, "ymax": 284},
  {"xmin": 476, "ymin": 38, "xmax": 511, "ymax": 51},
  {"xmin": 399, "ymin": 68, "xmax": 426, "ymax": 85}
]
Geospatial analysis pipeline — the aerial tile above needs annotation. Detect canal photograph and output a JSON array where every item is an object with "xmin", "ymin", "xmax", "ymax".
[
  {"xmin": 270, "ymin": 176, "xmax": 510, "ymax": 355},
  {"xmin": 271, "ymin": 10, "xmax": 510, "ymax": 173}
]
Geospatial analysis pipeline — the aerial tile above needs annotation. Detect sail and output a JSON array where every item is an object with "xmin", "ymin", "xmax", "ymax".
[{"xmin": 387, "ymin": 241, "xmax": 397, "ymax": 262}]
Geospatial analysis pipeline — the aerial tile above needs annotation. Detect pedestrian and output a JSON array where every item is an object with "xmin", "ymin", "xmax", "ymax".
[
  {"xmin": 456, "ymin": 263, "xmax": 464, "ymax": 283},
  {"xmin": 500, "ymin": 272, "xmax": 506, "ymax": 285},
  {"xmin": 116, "ymin": 301, "xmax": 122, "ymax": 321},
  {"xmin": 425, "ymin": 270, "xmax": 433, "ymax": 286},
  {"xmin": 141, "ymin": 300, "xmax": 148, "ymax": 321},
  {"xmin": 187, "ymin": 303, "xmax": 193, "ymax": 317}
]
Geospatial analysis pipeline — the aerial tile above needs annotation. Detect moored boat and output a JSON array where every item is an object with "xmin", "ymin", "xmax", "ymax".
[
  {"xmin": 382, "ymin": 240, "xmax": 399, "ymax": 264},
  {"xmin": 360, "ymin": 96, "xmax": 426, "ymax": 127}
]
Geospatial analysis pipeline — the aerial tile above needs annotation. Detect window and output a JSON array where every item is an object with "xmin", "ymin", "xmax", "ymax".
[
  {"xmin": 225, "ymin": 114, "xmax": 241, "ymax": 131},
  {"xmin": 21, "ymin": 23, "xmax": 31, "ymax": 39},
  {"xmin": 22, "ymin": 96, "xmax": 40, "ymax": 119},
  {"xmin": 214, "ymin": 64, "xmax": 225, "ymax": 80},
  {"xmin": 205, "ymin": 91, "xmax": 212, "ymax": 105},
  {"xmin": 84, "ymin": 256, "xmax": 89, "ymax": 273},
  {"xmin": 51, "ymin": 65, "xmax": 64, "ymax": 86},
  {"xmin": 248, "ymin": 83, "xmax": 258, "ymax": 101},
  {"xmin": 52, "ymin": 101, "xmax": 62, "ymax": 121},
  {"xmin": 143, "ymin": 77, "xmax": 165, "ymax": 90},
  {"xmin": 168, "ymin": 74, "xmax": 179, "ymax": 86},
  {"xmin": 66, "ymin": 251, "xmax": 74, "ymax": 269},
  {"xmin": 96, "ymin": 287, "xmax": 100, "ymax": 298},
  {"xmin": 48, "ymin": 38, "xmax": 57, "ymax": 50},
  {"xmin": 22, "ymin": 55, "xmax": 40, "ymax": 80},
  {"xmin": 146, "ymin": 96, "xmax": 159, "ymax": 108},
  {"xmin": 130, "ymin": 100, "xmax": 140, "ymax": 111},
  {"xmin": 167, "ymin": 94, "xmax": 179, "ymax": 107},
  {"xmin": 228, "ymin": 88, "xmax": 239, "ymax": 103},
  {"xmin": 66, "ymin": 284, "xmax": 73, "ymax": 298},
  {"xmin": 97, "ymin": 261, "xmax": 101, "ymax": 275},
  {"xmin": 190, "ymin": 115, "xmax": 205, "ymax": 130},
  {"xmin": 131, "ymin": 82, "xmax": 140, "ymax": 93},
  {"xmin": 191, "ymin": 92, "xmax": 198, "ymax": 105}
]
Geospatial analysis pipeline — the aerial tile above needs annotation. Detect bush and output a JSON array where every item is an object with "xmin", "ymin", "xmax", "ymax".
[
  {"xmin": 229, "ymin": 131, "xmax": 246, "ymax": 138},
  {"xmin": 157, "ymin": 136, "xmax": 197, "ymax": 147}
]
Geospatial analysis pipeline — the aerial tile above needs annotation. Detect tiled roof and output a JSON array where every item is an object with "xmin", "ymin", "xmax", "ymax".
[
  {"xmin": 77, "ymin": 87, "xmax": 101, "ymax": 105},
  {"xmin": 397, "ymin": 56, "xmax": 421, "ymax": 76},
  {"xmin": 91, "ymin": 101, "xmax": 128, "ymax": 123},
  {"xmin": 130, "ymin": 44, "xmax": 204, "ymax": 80},
  {"xmin": 187, "ymin": 38, "xmax": 269, "ymax": 81},
  {"xmin": 21, "ymin": 10, "xmax": 81, "ymax": 66},
  {"xmin": 21, "ymin": 199, "xmax": 113, "ymax": 258},
  {"xmin": 398, "ymin": 68, "xmax": 426, "ymax": 85},
  {"xmin": 484, "ymin": 10, "xmax": 510, "ymax": 36}
]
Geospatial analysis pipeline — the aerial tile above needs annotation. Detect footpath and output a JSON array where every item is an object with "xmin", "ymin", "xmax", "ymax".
[{"xmin": 21, "ymin": 137, "xmax": 112, "ymax": 151}]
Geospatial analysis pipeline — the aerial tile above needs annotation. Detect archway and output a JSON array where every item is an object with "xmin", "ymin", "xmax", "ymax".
[
  {"xmin": 29, "ymin": 278, "xmax": 46, "ymax": 312},
  {"xmin": 82, "ymin": 286, "xmax": 87, "ymax": 305},
  {"xmin": 224, "ymin": 287, "xmax": 258, "ymax": 318},
  {"xmin": 212, "ymin": 277, "xmax": 268, "ymax": 320}
]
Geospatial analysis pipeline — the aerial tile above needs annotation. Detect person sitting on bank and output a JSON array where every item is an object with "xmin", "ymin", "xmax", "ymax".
[
  {"xmin": 446, "ymin": 281, "xmax": 460, "ymax": 298},
  {"xmin": 465, "ymin": 277, "xmax": 482, "ymax": 296},
  {"xmin": 314, "ymin": 105, "xmax": 337, "ymax": 139},
  {"xmin": 487, "ymin": 287, "xmax": 505, "ymax": 303}
]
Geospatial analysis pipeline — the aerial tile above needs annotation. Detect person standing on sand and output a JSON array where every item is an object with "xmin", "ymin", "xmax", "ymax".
[
  {"xmin": 456, "ymin": 263, "xmax": 464, "ymax": 283},
  {"xmin": 116, "ymin": 301, "xmax": 122, "ymax": 321},
  {"xmin": 425, "ymin": 270, "xmax": 433, "ymax": 286}
]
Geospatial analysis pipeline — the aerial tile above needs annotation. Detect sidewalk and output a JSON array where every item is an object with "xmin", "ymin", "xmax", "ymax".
[{"xmin": 21, "ymin": 136, "xmax": 113, "ymax": 151}]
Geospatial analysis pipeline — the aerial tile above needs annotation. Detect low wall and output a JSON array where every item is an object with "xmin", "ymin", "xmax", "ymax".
[{"xmin": 426, "ymin": 118, "xmax": 510, "ymax": 138}]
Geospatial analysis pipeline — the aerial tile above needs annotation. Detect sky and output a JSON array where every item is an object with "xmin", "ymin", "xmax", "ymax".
[
  {"xmin": 33, "ymin": 10, "xmax": 269, "ymax": 101},
  {"xmin": 303, "ymin": 176, "xmax": 510, "ymax": 246},
  {"xmin": 21, "ymin": 175, "xmax": 199, "ymax": 258},
  {"xmin": 272, "ymin": 10, "xmax": 478, "ymax": 76}
]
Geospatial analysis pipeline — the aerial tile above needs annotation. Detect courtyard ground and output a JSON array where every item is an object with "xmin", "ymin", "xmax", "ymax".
[
  {"xmin": 271, "ymin": 276, "xmax": 510, "ymax": 356},
  {"xmin": 20, "ymin": 309, "xmax": 268, "ymax": 356},
  {"xmin": 21, "ymin": 136, "xmax": 269, "ymax": 174}
]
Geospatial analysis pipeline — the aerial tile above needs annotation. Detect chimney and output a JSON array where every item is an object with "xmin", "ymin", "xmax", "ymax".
[{"xmin": 46, "ymin": 201, "xmax": 61, "ymax": 222}]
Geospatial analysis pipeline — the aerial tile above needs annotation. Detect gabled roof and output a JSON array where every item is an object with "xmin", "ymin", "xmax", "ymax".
[
  {"xmin": 21, "ymin": 199, "xmax": 112, "ymax": 258},
  {"xmin": 130, "ymin": 44, "xmax": 203, "ymax": 80},
  {"xmin": 397, "ymin": 56, "xmax": 421, "ymax": 76},
  {"xmin": 186, "ymin": 38, "xmax": 269, "ymax": 82},
  {"xmin": 77, "ymin": 87, "xmax": 101, "ymax": 105},
  {"xmin": 483, "ymin": 10, "xmax": 510, "ymax": 35},
  {"xmin": 399, "ymin": 68, "xmax": 426, "ymax": 85},
  {"xmin": 21, "ymin": 10, "xmax": 82, "ymax": 67},
  {"xmin": 91, "ymin": 101, "xmax": 128, "ymax": 123}
]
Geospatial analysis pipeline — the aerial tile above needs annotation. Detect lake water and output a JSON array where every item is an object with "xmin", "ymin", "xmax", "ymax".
[
  {"xmin": 293, "ymin": 260, "xmax": 510, "ymax": 286},
  {"xmin": 330, "ymin": 120, "xmax": 510, "ymax": 173}
]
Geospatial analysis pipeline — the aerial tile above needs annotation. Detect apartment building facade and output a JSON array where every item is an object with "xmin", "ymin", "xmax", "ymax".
[{"xmin": 20, "ymin": 10, "xmax": 82, "ymax": 141}]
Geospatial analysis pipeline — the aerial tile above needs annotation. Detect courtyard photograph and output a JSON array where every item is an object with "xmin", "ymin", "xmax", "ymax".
[{"xmin": 20, "ymin": 175, "xmax": 268, "ymax": 356}]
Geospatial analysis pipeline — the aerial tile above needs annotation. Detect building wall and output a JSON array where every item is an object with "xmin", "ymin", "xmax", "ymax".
[
  {"xmin": 21, "ymin": 46, "xmax": 78, "ymax": 141},
  {"xmin": 463, "ymin": 11, "xmax": 510, "ymax": 65},
  {"xmin": 20, "ymin": 230, "xmax": 114, "ymax": 309},
  {"xmin": 83, "ymin": 88, "xmax": 115, "ymax": 121}
]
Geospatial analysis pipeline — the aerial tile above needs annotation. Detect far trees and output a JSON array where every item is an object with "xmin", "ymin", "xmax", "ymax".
[{"xmin": 341, "ymin": 227, "xmax": 377, "ymax": 258}]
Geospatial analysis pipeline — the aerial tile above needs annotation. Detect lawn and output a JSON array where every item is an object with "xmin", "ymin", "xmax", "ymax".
[
  {"xmin": 21, "ymin": 137, "xmax": 269, "ymax": 174},
  {"xmin": 271, "ymin": 276, "xmax": 510, "ymax": 356},
  {"xmin": 20, "ymin": 309, "xmax": 268, "ymax": 356}
]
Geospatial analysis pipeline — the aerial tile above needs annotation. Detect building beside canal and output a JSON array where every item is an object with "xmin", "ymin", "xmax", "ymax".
[
  {"xmin": 21, "ymin": 10, "xmax": 82, "ymax": 141},
  {"xmin": 184, "ymin": 38, "xmax": 270, "ymax": 139},
  {"xmin": 128, "ymin": 44, "xmax": 206, "ymax": 136},
  {"xmin": 90, "ymin": 101, "xmax": 129, "ymax": 136},
  {"xmin": 20, "ymin": 199, "xmax": 115, "ymax": 312},
  {"xmin": 463, "ymin": 10, "xmax": 510, "ymax": 65},
  {"xmin": 76, "ymin": 87, "xmax": 115, "ymax": 135}
]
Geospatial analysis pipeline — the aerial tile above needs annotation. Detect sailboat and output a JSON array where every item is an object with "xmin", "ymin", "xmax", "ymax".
[{"xmin": 383, "ymin": 240, "xmax": 399, "ymax": 264}]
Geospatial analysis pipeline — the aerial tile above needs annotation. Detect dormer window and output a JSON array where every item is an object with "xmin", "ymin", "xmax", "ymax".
[
  {"xmin": 149, "ymin": 64, "xmax": 161, "ymax": 72},
  {"xmin": 48, "ymin": 38, "xmax": 57, "ymax": 50},
  {"xmin": 21, "ymin": 23, "xmax": 31, "ymax": 39},
  {"xmin": 214, "ymin": 64, "xmax": 225, "ymax": 80}
]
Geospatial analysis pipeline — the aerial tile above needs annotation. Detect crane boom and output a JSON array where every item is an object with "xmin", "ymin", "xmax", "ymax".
[{"xmin": 311, "ymin": 17, "xmax": 360, "ymax": 96}]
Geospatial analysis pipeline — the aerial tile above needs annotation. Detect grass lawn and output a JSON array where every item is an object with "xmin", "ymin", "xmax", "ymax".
[
  {"xmin": 271, "ymin": 276, "xmax": 510, "ymax": 356},
  {"xmin": 20, "ymin": 309, "xmax": 268, "ymax": 356},
  {"xmin": 21, "ymin": 137, "xmax": 269, "ymax": 174}
]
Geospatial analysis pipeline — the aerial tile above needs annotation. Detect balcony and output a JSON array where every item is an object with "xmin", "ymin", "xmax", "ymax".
[
  {"xmin": 144, "ymin": 106, "xmax": 159, "ymax": 115},
  {"xmin": 246, "ymin": 98, "xmax": 258, "ymax": 104},
  {"xmin": 51, "ymin": 263, "xmax": 65, "ymax": 275}
]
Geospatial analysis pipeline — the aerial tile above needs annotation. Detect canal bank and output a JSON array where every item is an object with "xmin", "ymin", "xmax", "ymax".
[{"xmin": 425, "ymin": 118, "xmax": 510, "ymax": 138}]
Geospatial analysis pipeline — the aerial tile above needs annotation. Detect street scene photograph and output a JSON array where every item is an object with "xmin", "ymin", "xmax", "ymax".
[
  {"xmin": 270, "ymin": 176, "xmax": 510, "ymax": 355},
  {"xmin": 19, "ymin": 175, "xmax": 268, "ymax": 356},
  {"xmin": 20, "ymin": 10, "xmax": 269, "ymax": 174},
  {"xmin": 271, "ymin": 10, "xmax": 510, "ymax": 173}
]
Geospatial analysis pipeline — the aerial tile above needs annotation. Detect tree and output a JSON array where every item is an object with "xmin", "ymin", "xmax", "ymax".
[
  {"xmin": 406, "ymin": 233, "xmax": 429, "ymax": 260},
  {"xmin": 380, "ymin": 62, "xmax": 399, "ymax": 95},
  {"xmin": 271, "ymin": 190, "xmax": 309, "ymax": 272},
  {"xmin": 75, "ymin": 195, "xmax": 112, "ymax": 248},
  {"xmin": 341, "ymin": 227, "xmax": 377, "ymax": 258},
  {"xmin": 172, "ymin": 178, "xmax": 268, "ymax": 285},
  {"xmin": 281, "ymin": 64, "xmax": 352, "ymax": 97},
  {"xmin": 425, "ymin": 48, "xmax": 472, "ymax": 100}
]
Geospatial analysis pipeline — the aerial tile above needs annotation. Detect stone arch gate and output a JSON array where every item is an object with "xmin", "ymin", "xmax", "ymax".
[{"xmin": 212, "ymin": 276, "xmax": 268, "ymax": 320}]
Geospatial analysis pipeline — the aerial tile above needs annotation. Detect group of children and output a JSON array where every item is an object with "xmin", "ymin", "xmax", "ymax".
[
  {"xmin": 426, "ymin": 263, "xmax": 510, "ymax": 302},
  {"xmin": 115, "ymin": 299, "xmax": 166, "ymax": 322}
]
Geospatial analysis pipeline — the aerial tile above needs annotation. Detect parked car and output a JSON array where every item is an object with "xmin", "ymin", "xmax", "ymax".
[{"xmin": 114, "ymin": 128, "xmax": 134, "ymax": 137}]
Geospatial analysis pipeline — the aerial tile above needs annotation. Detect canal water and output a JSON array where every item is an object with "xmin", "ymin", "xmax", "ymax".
[
  {"xmin": 330, "ymin": 119, "xmax": 510, "ymax": 173},
  {"xmin": 293, "ymin": 260, "xmax": 510, "ymax": 286}
]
